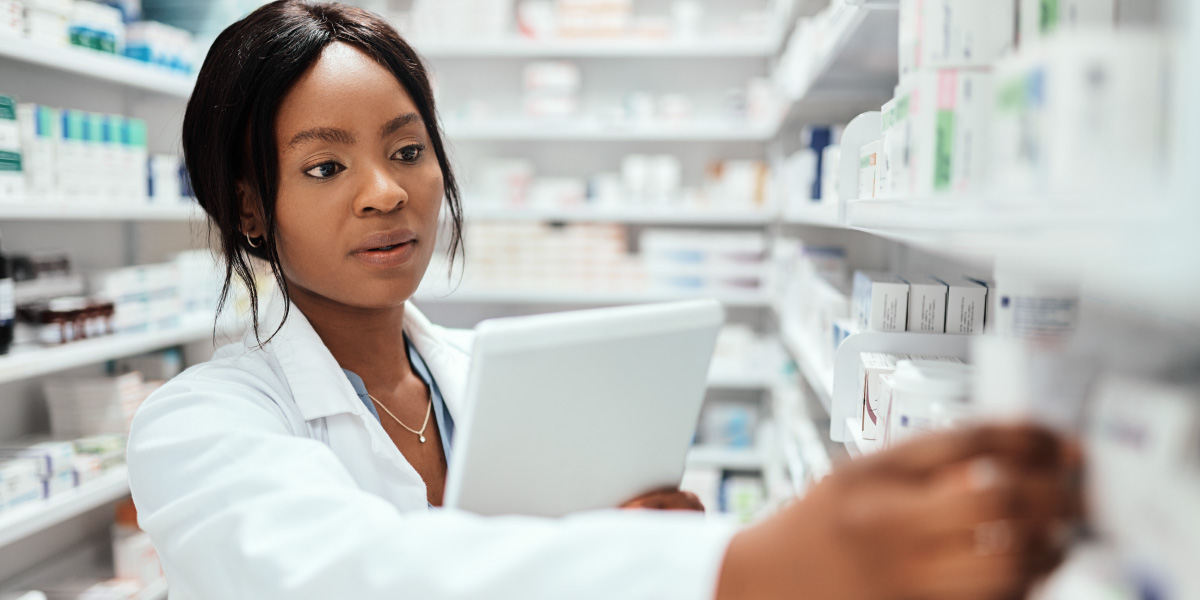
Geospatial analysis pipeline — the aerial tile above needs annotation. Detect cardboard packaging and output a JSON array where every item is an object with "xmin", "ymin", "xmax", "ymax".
[
  {"xmin": 852, "ymin": 271, "xmax": 909, "ymax": 332},
  {"xmin": 905, "ymin": 275, "xmax": 948, "ymax": 333},
  {"xmin": 939, "ymin": 276, "xmax": 987, "ymax": 334}
]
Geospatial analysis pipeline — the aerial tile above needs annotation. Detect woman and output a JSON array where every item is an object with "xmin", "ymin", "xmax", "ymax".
[{"xmin": 127, "ymin": 2, "xmax": 1083, "ymax": 599}]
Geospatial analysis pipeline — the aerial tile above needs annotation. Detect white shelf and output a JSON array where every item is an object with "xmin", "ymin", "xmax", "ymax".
[
  {"xmin": 781, "ymin": 202, "xmax": 843, "ymax": 227},
  {"xmin": 0, "ymin": 313, "xmax": 224, "ymax": 387},
  {"xmin": 686, "ymin": 446, "xmax": 763, "ymax": 471},
  {"xmin": 779, "ymin": 324, "xmax": 834, "ymax": 414},
  {"xmin": 465, "ymin": 206, "xmax": 777, "ymax": 225},
  {"xmin": 0, "ymin": 36, "xmax": 193, "ymax": 98},
  {"xmin": 776, "ymin": 5, "xmax": 898, "ymax": 129},
  {"xmin": 0, "ymin": 466, "xmax": 130, "ymax": 549},
  {"xmin": 413, "ymin": 289, "xmax": 771, "ymax": 308},
  {"xmin": 417, "ymin": 36, "xmax": 782, "ymax": 58},
  {"xmin": 0, "ymin": 202, "xmax": 199, "ymax": 222},
  {"xmin": 444, "ymin": 120, "xmax": 778, "ymax": 142}
]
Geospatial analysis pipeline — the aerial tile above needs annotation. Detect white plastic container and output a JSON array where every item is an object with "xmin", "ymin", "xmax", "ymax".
[{"xmin": 889, "ymin": 360, "xmax": 975, "ymax": 445}]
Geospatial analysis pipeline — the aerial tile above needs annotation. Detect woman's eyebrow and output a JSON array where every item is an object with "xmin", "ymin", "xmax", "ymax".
[
  {"xmin": 380, "ymin": 112, "xmax": 423, "ymax": 137},
  {"xmin": 288, "ymin": 127, "xmax": 356, "ymax": 148}
]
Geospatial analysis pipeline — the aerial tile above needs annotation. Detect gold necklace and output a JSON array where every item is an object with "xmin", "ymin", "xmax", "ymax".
[{"xmin": 368, "ymin": 387, "xmax": 432, "ymax": 443}]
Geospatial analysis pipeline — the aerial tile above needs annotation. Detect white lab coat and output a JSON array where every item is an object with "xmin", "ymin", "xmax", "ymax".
[{"xmin": 126, "ymin": 299, "xmax": 736, "ymax": 600}]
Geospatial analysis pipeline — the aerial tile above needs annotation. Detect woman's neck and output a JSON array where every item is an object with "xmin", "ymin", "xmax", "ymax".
[{"xmin": 287, "ymin": 285, "xmax": 413, "ymax": 391}]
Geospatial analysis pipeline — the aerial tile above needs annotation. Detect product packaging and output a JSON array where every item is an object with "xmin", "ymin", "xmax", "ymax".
[
  {"xmin": 900, "ymin": 0, "xmax": 1016, "ymax": 80},
  {"xmin": 858, "ymin": 140, "xmax": 880, "ymax": 200},
  {"xmin": 0, "ymin": 457, "xmax": 42, "ymax": 511},
  {"xmin": 1019, "ymin": 0, "xmax": 1114, "ymax": 44},
  {"xmin": 890, "ymin": 69, "xmax": 993, "ymax": 196},
  {"xmin": 904, "ymin": 275, "xmax": 948, "ymax": 333},
  {"xmin": 991, "ymin": 268, "xmax": 1079, "ymax": 341},
  {"xmin": 888, "ymin": 359, "xmax": 973, "ymax": 446},
  {"xmin": 0, "ymin": 95, "xmax": 23, "ymax": 202},
  {"xmin": 990, "ymin": 32, "xmax": 1168, "ymax": 198},
  {"xmin": 852, "ymin": 271, "xmax": 909, "ymax": 332},
  {"xmin": 939, "ymin": 276, "xmax": 986, "ymax": 334},
  {"xmin": 876, "ymin": 97, "xmax": 901, "ymax": 198},
  {"xmin": 0, "ymin": 0, "xmax": 24, "ymax": 37},
  {"xmin": 861, "ymin": 353, "xmax": 963, "ymax": 442},
  {"xmin": 17, "ymin": 104, "xmax": 58, "ymax": 199},
  {"xmin": 700, "ymin": 400, "xmax": 759, "ymax": 448}
]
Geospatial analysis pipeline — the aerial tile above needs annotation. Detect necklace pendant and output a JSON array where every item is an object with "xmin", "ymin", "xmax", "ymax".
[{"xmin": 419, "ymin": 435, "xmax": 426, "ymax": 443}]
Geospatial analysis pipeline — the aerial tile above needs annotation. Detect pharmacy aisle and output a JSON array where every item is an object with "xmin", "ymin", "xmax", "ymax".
[
  {"xmin": 0, "ymin": 0, "xmax": 238, "ymax": 597},
  {"xmin": 1, "ymin": 0, "xmax": 1198, "ymax": 598}
]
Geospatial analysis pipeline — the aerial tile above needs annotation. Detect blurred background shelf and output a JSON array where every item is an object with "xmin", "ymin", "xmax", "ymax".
[
  {"xmin": 413, "ymin": 289, "xmax": 771, "ymax": 308},
  {"xmin": 775, "ymin": 4, "xmax": 899, "ymax": 130},
  {"xmin": 685, "ymin": 445, "xmax": 763, "ymax": 471},
  {"xmin": 0, "ymin": 313, "xmax": 224, "ymax": 387},
  {"xmin": 0, "ymin": 203, "xmax": 199, "ymax": 222},
  {"xmin": 464, "ymin": 205, "xmax": 777, "ymax": 225},
  {"xmin": 417, "ymin": 36, "xmax": 784, "ymax": 58},
  {"xmin": 443, "ymin": 120, "xmax": 779, "ymax": 142},
  {"xmin": 0, "ymin": 36, "xmax": 193, "ymax": 97},
  {"xmin": 778, "ymin": 324, "xmax": 833, "ymax": 414},
  {"xmin": 0, "ymin": 467, "xmax": 129, "ymax": 550}
]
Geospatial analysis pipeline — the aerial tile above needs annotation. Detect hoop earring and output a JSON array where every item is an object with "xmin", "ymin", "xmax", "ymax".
[{"xmin": 245, "ymin": 233, "xmax": 262, "ymax": 249}]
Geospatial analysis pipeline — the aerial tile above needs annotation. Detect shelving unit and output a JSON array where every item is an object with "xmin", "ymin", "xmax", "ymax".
[
  {"xmin": 778, "ymin": 324, "xmax": 833, "ymax": 413},
  {"xmin": 0, "ymin": 313, "xmax": 229, "ymax": 387},
  {"xmin": 443, "ymin": 119, "xmax": 779, "ymax": 142},
  {"xmin": 464, "ymin": 205, "xmax": 777, "ymax": 226},
  {"xmin": 417, "ymin": 36, "xmax": 783, "ymax": 59},
  {"xmin": 0, "ymin": 467, "xmax": 130, "ymax": 550},
  {"xmin": 0, "ymin": 202, "xmax": 199, "ymax": 222},
  {"xmin": 0, "ymin": 36, "xmax": 194, "ymax": 98},
  {"xmin": 685, "ymin": 445, "xmax": 764, "ymax": 471},
  {"xmin": 413, "ymin": 289, "xmax": 771, "ymax": 308},
  {"xmin": 775, "ymin": 4, "xmax": 899, "ymax": 128}
]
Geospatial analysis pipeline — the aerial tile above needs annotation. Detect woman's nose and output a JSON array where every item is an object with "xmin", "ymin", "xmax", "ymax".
[{"xmin": 353, "ymin": 162, "xmax": 408, "ymax": 215}]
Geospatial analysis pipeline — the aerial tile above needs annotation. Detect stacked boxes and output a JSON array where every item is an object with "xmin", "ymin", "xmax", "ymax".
[
  {"xmin": 0, "ymin": 95, "xmax": 23, "ymax": 200},
  {"xmin": 852, "ymin": 271, "xmax": 909, "ymax": 332},
  {"xmin": 523, "ymin": 61, "xmax": 581, "ymax": 120},
  {"xmin": 899, "ymin": 0, "xmax": 1016, "ymax": 80},
  {"xmin": 883, "ymin": 69, "xmax": 993, "ymax": 197},
  {"xmin": 43, "ymin": 372, "xmax": 150, "ymax": 436},
  {"xmin": 1019, "ymin": 0, "xmax": 1115, "ymax": 43}
]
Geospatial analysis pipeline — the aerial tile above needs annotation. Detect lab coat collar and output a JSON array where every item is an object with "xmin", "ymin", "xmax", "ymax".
[{"xmin": 252, "ymin": 294, "xmax": 470, "ymax": 423}]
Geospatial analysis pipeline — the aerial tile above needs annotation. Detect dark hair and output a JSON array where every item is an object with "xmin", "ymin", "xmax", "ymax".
[{"xmin": 182, "ymin": 0, "xmax": 463, "ymax": 342}]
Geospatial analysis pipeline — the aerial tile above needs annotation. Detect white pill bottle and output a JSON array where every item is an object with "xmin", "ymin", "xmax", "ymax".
[{"xmin": 889, "ymin": 360, "xmax": 975, "ymax": 445}]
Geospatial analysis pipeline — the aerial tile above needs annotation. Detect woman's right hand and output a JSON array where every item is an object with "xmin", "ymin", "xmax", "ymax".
[{"xmin": 715, "ymin": 423, "xmax": 1083, "ymax": 600}]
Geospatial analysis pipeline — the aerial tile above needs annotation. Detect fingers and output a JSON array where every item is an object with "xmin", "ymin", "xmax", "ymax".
[
  {"xmin": 846, "ymin": 423, "xmax": 1066, "ymax": 482},
  {"xmin": 619, "ymin": 489, "xmax": 705, "ymax": 512}
]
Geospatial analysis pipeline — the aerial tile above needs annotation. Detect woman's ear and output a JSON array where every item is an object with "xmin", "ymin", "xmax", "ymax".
[{"xmin": 237, "ymin": 181, "xmax": 266, "ymax": 239}]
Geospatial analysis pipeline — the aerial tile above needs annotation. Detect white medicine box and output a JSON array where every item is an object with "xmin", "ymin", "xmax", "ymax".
[
  {"xmin": 852, "ymin": 271, "xmax": 909, "ymax": 332},
  {"xmin": 900, "ymin": 0, "xmax": 1016, "ymax": 80},
  {"xmin": 0, "ymin": 94, "xmax": 23, "ymax": 202},
  {"xmin": 940, "ymin": 276, "xmax": 987, "ymax": 334},
  {"xmin": 1019, "ymin": 0, "xmax": 1115, "ymax": 44},
  {"xmin": 905, "ymin": 276, "xmax": 948, "ymax": 333},
  {"xmin": 860, "ymin": 353, "xmax": 905, "ymax": 441},
  {"xmin": 887, "ymin": 69, "xmax": 993, "ymax": 198}
]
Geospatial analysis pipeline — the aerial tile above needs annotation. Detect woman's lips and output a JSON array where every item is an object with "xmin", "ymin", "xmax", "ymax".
[{"xmin": 351, "ymin": 240, "xmax": 418, "ymax": 268}]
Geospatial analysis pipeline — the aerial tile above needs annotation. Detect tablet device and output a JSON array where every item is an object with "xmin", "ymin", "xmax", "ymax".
[{"xmin": 443, "ymin": 300, "xmax": 725, "ymax": 517}]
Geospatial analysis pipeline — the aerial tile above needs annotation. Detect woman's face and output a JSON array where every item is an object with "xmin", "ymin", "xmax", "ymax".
[{"xmin": 263, "ymin": 41, "xmax": 444, "ymax": 310}]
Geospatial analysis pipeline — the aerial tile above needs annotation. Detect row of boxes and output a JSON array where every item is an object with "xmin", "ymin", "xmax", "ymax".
[
  {"xmin": 0, "ymin": 95, "xmax": 193, "ymax": 205},
  {"xmin": 0, "ymin": 433, "xmax": 125, "ymax": 513},
  {"xmin": 862, "ymin": 0, "xmax": 1165, "ymax": 201},
  {"xmin": 851, "ymin": 271, "xmax": 991, "ymax": 334},
  {"xmin": 0, "ymin": 0, "xmax": 196, "ymax": 74}
]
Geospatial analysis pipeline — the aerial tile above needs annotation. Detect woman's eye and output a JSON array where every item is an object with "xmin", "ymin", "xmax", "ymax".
[
  {"xmin": 304, "ymin": 162, "xmax": 344, "ymax": 179},
  {"xmin": 394, "ymin": 144, "xmax": 424, "ymax": 163}
]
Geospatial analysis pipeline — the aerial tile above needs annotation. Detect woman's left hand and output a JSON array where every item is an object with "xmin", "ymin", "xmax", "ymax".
[{"xmin": 620, "ymin": 488, "xmax": 705, "ymax": 512}]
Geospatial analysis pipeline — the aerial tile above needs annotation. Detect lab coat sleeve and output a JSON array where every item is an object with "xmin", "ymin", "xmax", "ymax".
[{"xmin": 127, "ymin": 368, "xmax": 738, "ymax": 600}]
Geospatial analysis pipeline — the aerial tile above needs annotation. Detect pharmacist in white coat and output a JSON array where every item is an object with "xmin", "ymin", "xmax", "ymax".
[{"xmin": 127, "ymin": 2, "xmax": 1084, "ymax": 599}]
